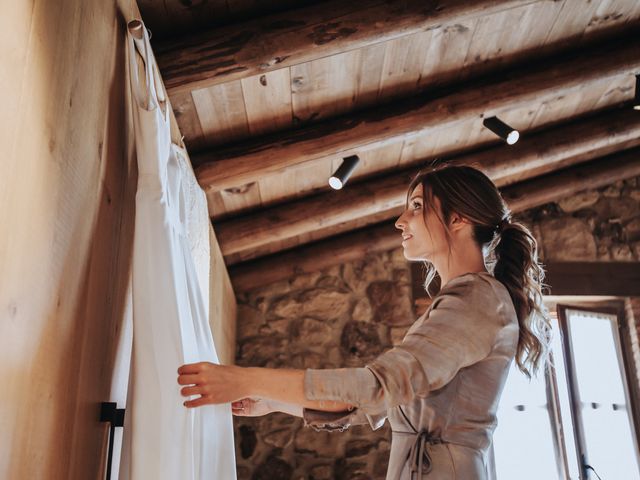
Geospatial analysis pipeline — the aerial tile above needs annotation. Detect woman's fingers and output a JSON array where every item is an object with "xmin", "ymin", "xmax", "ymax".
[
  {"xmin": 180, "ymin": 386, "xmax": 202, "ymax": 397},
  {"xmin": 177, "ymin": 362, "xmax": 207, "ymax": 375},
  {"xmin": 184, "ymin": 396, "xmax": 209, "ymax": 408},
  {"xmin": 177, "ymin": 373, "xmax": 200, "ymax": 386}
]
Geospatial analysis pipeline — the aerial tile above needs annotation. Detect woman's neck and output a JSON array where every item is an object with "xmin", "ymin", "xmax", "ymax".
[{"xmin": 434, "ymin": 242, "xmax": 487, "ymax": 288}]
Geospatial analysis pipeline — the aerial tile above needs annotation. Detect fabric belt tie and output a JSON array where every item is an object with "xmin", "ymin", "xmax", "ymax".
[{"xmin": 393, "ymin": 429, "xmax": 445, "ymax": 479}]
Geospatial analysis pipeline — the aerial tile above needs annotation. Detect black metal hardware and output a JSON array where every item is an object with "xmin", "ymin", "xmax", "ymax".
[{"xmin": 100, "ymin": 402, "xmax": 125, "ymax": 480}]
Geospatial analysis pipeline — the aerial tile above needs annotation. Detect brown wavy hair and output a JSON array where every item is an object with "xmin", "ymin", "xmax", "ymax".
[{"xmin": 406, "ymin": 163, "xmax": 551, "ymax": 378}]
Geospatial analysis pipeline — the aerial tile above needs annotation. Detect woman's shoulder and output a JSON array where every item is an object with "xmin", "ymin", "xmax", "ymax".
[{"xmin": 431, "ymin": 272, "xmax": 516, "ymax": 325}]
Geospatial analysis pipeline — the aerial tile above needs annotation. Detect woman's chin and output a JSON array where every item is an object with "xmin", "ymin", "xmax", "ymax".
[
  {"xmin": 402, "ymin": 247, "xmax": 430, "ymax": 262},
  {"xmin": 402, "ymin": 249, "xmax": 422, "ymax": 262}
]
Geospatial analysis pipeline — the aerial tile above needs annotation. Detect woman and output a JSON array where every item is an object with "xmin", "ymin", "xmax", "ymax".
[{"xmin": 176, "ymin": 164, "xmax": 551, "ymax": 479}]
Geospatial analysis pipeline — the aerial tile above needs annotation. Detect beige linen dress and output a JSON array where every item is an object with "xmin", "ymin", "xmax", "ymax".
[{"xmin": 302, "ymin": 272, "xmax": 519, "ymax": 479}]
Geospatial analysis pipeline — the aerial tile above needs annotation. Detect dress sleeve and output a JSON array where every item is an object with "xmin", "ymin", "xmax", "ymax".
[
  {"xmin": 302, "ymin": 276, "xmax": 508, "ymax": 425},
  {"xmin": 301, "ymin": 405, "xmax": 387, "ymax": 432}
]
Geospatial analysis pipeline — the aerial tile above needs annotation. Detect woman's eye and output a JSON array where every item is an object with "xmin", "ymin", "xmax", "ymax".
[{"xmin": 412, "ymin": 202, "xmax": 421, "ymax": 209}]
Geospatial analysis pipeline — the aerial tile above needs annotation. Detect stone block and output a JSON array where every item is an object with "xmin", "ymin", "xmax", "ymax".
[
  {"xmin": 557, "ymin": 190, "xmax": 600, "ymax": 212},
  {"xmin": 251, "ymin": 454, "xmax": 293, "ymax": 480},
  {"xmin": 539, "ymin": 217, "xmax": 596, "ymax": 260},
  {"xmin": 290, "ymin": 317, "xmax": 335, "ymax": 347},
  {"xmin": 299, "ymin": 288, "xmax": 352, "ymax": 319},
  {"xmin": 367, "ymin": 281, "xmax": 414, "ymax": 326},
  {"xmin": 352, "ymin": 298, "xmax": 373, "ymax": 322},
  {"xmin": 340, "ymin": 321, "xmax": 383, "ymax": 363}
]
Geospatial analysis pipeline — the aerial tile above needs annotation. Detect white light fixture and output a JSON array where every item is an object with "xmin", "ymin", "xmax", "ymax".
[
  {"xmin": 329, "ymin": 155, "xmax": 360, "ymax": 190},
  {"xmin": 483, "ymin": 116, "xmax": 520, "ymax": 145}
]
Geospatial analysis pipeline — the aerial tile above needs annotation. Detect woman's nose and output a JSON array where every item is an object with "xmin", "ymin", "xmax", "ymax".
[{"xmin": 395, "ymin": 212, "xmax": 406, "ymax": 231}]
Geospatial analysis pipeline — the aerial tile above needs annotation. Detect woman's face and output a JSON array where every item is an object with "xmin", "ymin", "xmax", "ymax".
[{"xmin": 394, "ymin": 183, "xmax": 450, "ymax": 262}]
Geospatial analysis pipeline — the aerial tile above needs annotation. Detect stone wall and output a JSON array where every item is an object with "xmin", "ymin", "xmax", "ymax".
[
  {"xmin": 233, "ymin": 248, "xmax": 413, "ymax": 479},
  {"xmin": 232, "ymin": 175, "xmax": 640, "ymax": 479}
]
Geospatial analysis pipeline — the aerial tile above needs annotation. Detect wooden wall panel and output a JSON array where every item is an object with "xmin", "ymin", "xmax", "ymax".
[
  {"xmin": 0, "ymin": 1, "xmax": 237, "ymax": 478},
  {"xmin": 209, "ymin": 225, "xmax": 237, "ymax": 366},
  {"xmin": 0, "ymin": 0, "xmax": 140, "ymax": 478}
]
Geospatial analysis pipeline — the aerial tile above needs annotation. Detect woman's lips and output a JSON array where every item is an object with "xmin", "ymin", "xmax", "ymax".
[{"xmin": 402, "ymin": 235, "xmax": 413, "ymax": 243}]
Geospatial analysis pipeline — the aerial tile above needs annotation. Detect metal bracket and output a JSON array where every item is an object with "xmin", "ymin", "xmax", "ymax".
[{"xmin": 100, "ymin": 402, "xmax": 126, "ymax": 480}]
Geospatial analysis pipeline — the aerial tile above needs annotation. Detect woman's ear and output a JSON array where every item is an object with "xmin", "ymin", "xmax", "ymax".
[{"xmin": 449, "ymin": 212, "xmax": 469, "ymax": 231}]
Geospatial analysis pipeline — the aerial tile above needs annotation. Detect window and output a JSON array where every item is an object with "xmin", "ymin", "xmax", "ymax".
[{"xmin": 492, "ymin": 304, "xmax": 640, "ymax": 479}]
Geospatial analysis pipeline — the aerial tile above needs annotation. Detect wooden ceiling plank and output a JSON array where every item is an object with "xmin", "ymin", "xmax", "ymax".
[
  {"xmin": 494, "ymin": 1, "xmax": 565, "ymax": 58},
  {"xmin": 256, "ymin": 169, "xmax": 299, "ymax": 211},
  {"xmin": 192, "ymin": 80, "xmax": 250, "ymax": 147},
  {"xmin": 584, "ymin": 0, "xmax": 639, "ymax": 37},
  {"xmin": 591, "ymin": 74, "xmax": 636, "ymax": 112},
  {"xmin": 417, "ymin": 17, "xmax": 477, "ymax": 89},
  {"xmin": 542, "ymin": 0, "xmax": 602, "ymax": 47},
  {"xmin": 217, "ymin": 181, "xmax": 262, "ymax": 218},
  {"xmin": 241, "ymin": 68, "xmax": 293, "ymax": 135},
  {"xmin": 194, "ymin": 35, "xmax": 640, "ymax": 192},
  {"xmin": 228, "ymin": 151, "xmax": 640, "ymax": 290},
  {"xmin": 377, "ymin": 30, "xmax": 435, "ymax": 99},
  {"xmin": 352, "ymin": 42, "xmax": 388, "ymax": 108},
  {"xmin": 460, "ymin": 6, "xmax": 522, "ymax": 79},
  {"xmin": 214, "ymin": 107, "xmax": 640, "ymax": 261},
  {"xmin": 156, "ymin": 0, "xmax": 542, "ymax": 95},
  {"xmin": 290, "ymin": 49, "xmax": 361, "ymax": 125}
]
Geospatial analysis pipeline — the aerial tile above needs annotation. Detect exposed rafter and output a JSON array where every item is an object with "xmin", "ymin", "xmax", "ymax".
[
  {"xmin": 193, "ymin": 36, "xmax": 640, "ymax": 193},
  {"xmin": 228, "ymin": 151, "xmax": 640, "ymax": 291},
  {"xmin": 215, "ymin": 108, "xmax": 640, "ymax": 262},
  {"xmin": 155, "ymin": 0, "xmax": 540, "ymax": 95}
]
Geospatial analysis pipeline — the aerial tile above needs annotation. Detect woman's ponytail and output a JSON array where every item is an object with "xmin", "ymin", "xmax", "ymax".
[{"xmin": 492, "ymin": 220, "xmax": 551, "ymax": 378}]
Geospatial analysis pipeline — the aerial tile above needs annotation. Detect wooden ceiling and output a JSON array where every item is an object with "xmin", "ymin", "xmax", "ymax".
[{"xmin": 139, "ymin": 0, "xmax": 640, "ymax": 290}]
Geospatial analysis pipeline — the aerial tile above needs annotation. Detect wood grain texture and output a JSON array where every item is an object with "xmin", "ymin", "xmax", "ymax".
[
  {"xmin": 209, "ymin": 224, "xmax": 237, "ymax": 366},
  {"xmin": 194, "ymin": 34, "xmax": 640, "ymax": 192},
  {"xmin": 0, "ymin": 1, "xmax": 139, "ymax": 478},
  {"xmin": 154, "ymin": 0, "xmax": 541, "ymax": 95},
  {"xmin": 544, "ymin": 262, "xmax": 640, "ymax": 296},
  {"xmin": 215, "ymin": 108, "xmax": 640, "ymax": 262}
]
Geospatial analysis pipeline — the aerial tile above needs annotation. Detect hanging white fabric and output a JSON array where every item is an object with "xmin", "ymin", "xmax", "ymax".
[{"xmin": 121, "ymin": 21, "xmax": 236, "ymax": 480}]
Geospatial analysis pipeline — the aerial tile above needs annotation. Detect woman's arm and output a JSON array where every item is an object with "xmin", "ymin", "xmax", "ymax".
[
  {"xmin": 177, "ymin": 363, "xmax": 354, "ymax": 412},
  {"xmin": 232, "ymin": 397, "xmax": 304, "ymax": 417}
]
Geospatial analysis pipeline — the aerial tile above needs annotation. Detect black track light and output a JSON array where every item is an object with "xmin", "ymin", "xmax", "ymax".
[
  {"xmin": 329, "ymin": 155, "xmax": 360, "ymax": 190},
  {"xmin": 483, "ymin": 116, "xmax": 519, "ymax": 145},
  {"xmin": 634, "ymin": 75, "xmax": 640, "ymax": 111}
]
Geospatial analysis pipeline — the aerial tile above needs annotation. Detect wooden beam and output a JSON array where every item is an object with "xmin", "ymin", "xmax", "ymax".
[
  {"xmin": 543, "ymin": 262, "xmax": 640, "ymax": 296},
  {"xmin": 500, "ymin": 148, "xmax": 640, "ymax": 212},
  {"xmin": 194, "ymin": 35, "xmax": 640, "ymax": 192},
  {"xmin": 156, "ymin": 0, "xmax": 539, "ymax": 95},
  {"xmin": 412, "ymin": 261, "xmax": 640, "ymax": 297},
  {"xmin": 215, "ymin": 109, "xmax": 640, "ymax": 261},
  {"xmin": 228, "ymin": 151, "xmax": 640, "ymax": 291}
]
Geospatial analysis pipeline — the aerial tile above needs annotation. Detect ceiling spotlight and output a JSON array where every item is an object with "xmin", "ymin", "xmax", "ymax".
[
  {"xmin": 634, "ymin": 75, "xmax": 640, "ymax": 111},
  {"xmin": 483, "ymin": 116, "xmax": 520, "ymax": 145},
  {"xmin": 329, "ymin": 155, "xmax": 360, "ymax": 190}
]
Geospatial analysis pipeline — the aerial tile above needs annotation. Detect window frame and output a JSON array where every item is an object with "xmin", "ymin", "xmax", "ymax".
[{"xmin": 555, "ymin": 301, "xmax": 640, "ymax": 479}]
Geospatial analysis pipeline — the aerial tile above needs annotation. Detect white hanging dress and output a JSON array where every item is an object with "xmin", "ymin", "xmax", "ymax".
[{"xmin": 121, "ymin": 21, "xmax": 236, "ymax": 480}]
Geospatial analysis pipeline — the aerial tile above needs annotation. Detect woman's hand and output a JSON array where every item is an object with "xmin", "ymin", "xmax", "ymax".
[
  {"xmin": 177, "ymin": 362, "xmax": 248, "ymax": 408},
  {"xmin": 231, "ymin": 397, "xmax": 277, "ymax": 417}
]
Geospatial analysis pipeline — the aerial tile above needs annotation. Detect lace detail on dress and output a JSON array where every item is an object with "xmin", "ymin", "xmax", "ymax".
[{"xmin": 175, "ymin": 146, "xmax": 210, "ymax": 298}]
